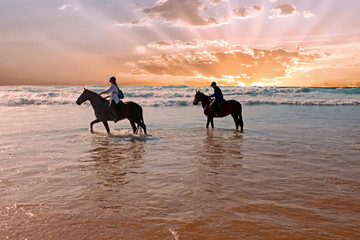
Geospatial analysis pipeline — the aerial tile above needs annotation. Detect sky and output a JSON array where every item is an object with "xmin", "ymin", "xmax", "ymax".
[{"xmin": 0, "ymin": 0, "xmax": 360, "ymax": 87}]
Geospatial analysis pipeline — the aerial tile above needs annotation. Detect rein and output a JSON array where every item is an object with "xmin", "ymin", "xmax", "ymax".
[{"xmin": 199, "ymin": 92, "xmax": 211, "ymax": 104}]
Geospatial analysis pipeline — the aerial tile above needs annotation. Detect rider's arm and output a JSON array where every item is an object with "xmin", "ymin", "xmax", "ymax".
[{"xmin": 99, "ymin": 85, "xmax": 114, "ymax": 96}]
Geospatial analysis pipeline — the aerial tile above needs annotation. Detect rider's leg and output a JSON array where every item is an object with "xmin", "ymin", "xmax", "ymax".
[
  {"xmin": 211, "ymin": 99, "xmax": 221, "ymax": 116},
  {"xmin": 110, "ymin": 100, "xmax": 120, "ymax": 122}
]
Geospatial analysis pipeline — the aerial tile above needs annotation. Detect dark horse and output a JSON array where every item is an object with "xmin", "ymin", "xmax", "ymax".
[
  {"xmin": 193, "ymin": 91, "xmax": 243, "ymax": 132},
  {"xmin": 76, "ymin": 88, "xmax": 147, "ymax": 134}
]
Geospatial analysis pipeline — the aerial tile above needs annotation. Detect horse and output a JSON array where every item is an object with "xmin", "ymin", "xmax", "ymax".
[
  {"xmin": 76, "ymin": 88, "xmax": 147, "ymax": 134},
  {"xmin": 193, "ymin": 91, "xmax": 243, "ymax": 132}
]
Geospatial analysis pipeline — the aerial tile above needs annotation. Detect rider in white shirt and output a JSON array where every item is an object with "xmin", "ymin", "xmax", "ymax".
[{"xmin": 98, "ymin": 76, "xmax": 124, "ymax": 122}]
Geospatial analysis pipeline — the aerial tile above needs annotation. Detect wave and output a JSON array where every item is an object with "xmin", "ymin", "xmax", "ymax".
[
  {"xmin": 0, "ymin": 86, "xmax": 359, "ymax": 107},
  {"xmin": 317, "ymin": 87, "xmax": 360, "ymax": 95},
  {"xmin": 162, "ymin": 85, "xmax": 189, "ymax": 89}
]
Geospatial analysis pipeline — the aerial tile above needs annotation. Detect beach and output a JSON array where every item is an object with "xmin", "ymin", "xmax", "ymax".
[{"xmin": 0, "ymin": 86, "xmax": 360, "ymax": 239}]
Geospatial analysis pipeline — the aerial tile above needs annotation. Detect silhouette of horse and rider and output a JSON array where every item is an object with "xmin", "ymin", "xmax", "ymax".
[
  {"xmin": 76, "ymin": 77, "xmax": 243, "ymax": 134},
  {"xmin": 193, "ymin": 82, "xmax": 244, "ymax": 132},
  {"xmin": 76, "ymin": 76, "xmax": 146, "ymax": 134}
]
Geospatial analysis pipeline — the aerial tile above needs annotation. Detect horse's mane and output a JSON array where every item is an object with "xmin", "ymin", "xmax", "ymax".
[
  {"xmin": 85, "ymin": 88, "xmax": 108, "ymax": 104},
  {"xmin": 197, "ymin": 91, "xmax": 212, "ymax": 104}
]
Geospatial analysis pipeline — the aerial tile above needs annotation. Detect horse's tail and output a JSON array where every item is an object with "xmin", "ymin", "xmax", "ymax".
[
  {"xmin": 125, "ymin": 101, "xmax": 147, "ymax": 134},
  {"xmin": 140, "ymin": 109, "xmax": 145, "ymax": 124},
  {"xmin": 137, "ymin": 104, "xmax": 147, "ymax": 134},
  {"xmin": 238, "ymin": 102, "xmax": 244, "ymax": 132},
  {"xmin": 140, "ymin": 109, "xmax": 147, "ymax": 132}
]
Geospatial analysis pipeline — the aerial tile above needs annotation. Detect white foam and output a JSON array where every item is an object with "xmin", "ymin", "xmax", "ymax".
[{"xmin": 0, "ymin": 85, "xmax": 359, "ymax": 107}]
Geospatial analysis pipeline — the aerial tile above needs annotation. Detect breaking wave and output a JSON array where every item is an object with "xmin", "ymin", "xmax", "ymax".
[{"xmin": 0, "ymin": 85, "xmax": 359, "ymax": 107}]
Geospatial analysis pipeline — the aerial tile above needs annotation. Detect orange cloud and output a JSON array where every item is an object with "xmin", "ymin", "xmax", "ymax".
[
  {"xmin": 125, "ymin": 42, "xmax": 322, "ymax": 86},
  {"xmin": 147, "ymin": 39, "xmax": 228, "ymax": 50}
]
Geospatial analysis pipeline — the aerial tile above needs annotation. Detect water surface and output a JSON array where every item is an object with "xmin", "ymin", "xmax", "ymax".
[{"xmin": 0, "ymin": 86, "xmax": 359, "ymax": 239}]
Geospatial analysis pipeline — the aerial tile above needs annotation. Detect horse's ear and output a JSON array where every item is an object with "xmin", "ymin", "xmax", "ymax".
[{"xmin": 195, "ymin": 90, "xmax": 198, "ymax": 93}]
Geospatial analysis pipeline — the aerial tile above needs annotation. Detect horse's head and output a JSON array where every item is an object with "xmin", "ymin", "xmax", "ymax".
[
  {"xmin": 76, "ymin": 88, "xmax": 90, "ymax": 105},
  {"xmin": 193, "ymin": 90, "xmax": 202, "ymax": 105}
]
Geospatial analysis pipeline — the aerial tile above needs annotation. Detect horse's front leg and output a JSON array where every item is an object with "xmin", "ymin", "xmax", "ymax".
[
  {"xmin": 207, "ymin": 116, "xmax": 214, "ymax": 129},
  {"xmin": 90, "ymin": 119, "xmax": 100, "ymax": 133},
  {"xmin": 102, "ymin": 121, "xmax": 110, "ymax": 134}
]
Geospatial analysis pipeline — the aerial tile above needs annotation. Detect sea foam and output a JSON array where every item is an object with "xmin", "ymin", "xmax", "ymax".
[{"xmin": 0, "ymin": 85, "xmax": 359, "ymax": 107}]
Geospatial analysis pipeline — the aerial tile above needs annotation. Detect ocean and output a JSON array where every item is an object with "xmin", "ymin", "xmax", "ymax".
[{"xmin": 0, "ymin": 85, "xmax": 359, "ymax": 239}]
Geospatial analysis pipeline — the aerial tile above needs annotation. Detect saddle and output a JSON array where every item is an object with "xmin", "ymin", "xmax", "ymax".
[
  {"xmin": 218, "ymin": 99, "xmax": 226, "ymax": 105},
  {"xmin": 211, "ymin": 99, "xmax": 226, "ymax": 117},
  {"xmin": 210, "ymin": 98, "xmax": 225, "ymax": 104}
]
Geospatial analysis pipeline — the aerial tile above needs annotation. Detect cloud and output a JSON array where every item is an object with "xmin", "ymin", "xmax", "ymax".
[
  {"xmin": 119, "ymin": 0, "xmax": 228, "ymax": 27},
  {"xmin": 115, "ymin": 18, "xmax": 153, "ymax": 27},
  {"xmin": 270, "ymin": 4, "xmax": 298, "ymax": 18},
  {"xmin": 148, "ymin": 41, "xmax": 174, "ymax": 50},
  {"xmin": 232, "ymin": 5, "xmax": 263, "ymax": 19},
  {"xmin": 126, "ymin": 43, "xmax": 321, "ymax": 85},
  {"xmin": 303, "ymin": 10, "xmax": 315, "ymax": 18},
  {"xmin": 147, "ymin": 39, "xmax": 228, "ymax": 50},
  {"xmin": 134, "ymin": 46, "xmax": 147, "ymax": 54},
  {"xmin": 59, "ymin": 4, "xmax": 71, "ymax": 10},
  {"xmin": 58, "ymin": 3, "xmax": 79, "ymax": 12}
]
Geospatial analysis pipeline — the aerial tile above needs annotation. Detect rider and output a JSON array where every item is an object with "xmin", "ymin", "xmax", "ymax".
[
  {"xmin": 210, "ymin": 81, "xmax": 223, "ymax": 116},
  {"xmin": 98, "ymin": 76, "xmax": 124, "ymax": 122}
]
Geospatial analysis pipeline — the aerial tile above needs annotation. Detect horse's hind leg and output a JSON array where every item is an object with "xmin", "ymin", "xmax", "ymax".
[
  {"xmin": 90, "ymin": 119, "xmax": 101, "ymax": 133},
  {"xmin": 137, "ymin": 115, "xmax": 147, "ymax": 134},
  {"xmin": 238, "ymin": 114, "xmax": 244, "ymax": 132},
  {"xmin": 133, "ymin": 116, "xmax": 147, "ymax": 135},
  {"xmin": 102, "ymin": 121, "xmax": 110, "ymax": 134},
  {"xmin": 231, "ymin": 113, "xmax": 239, "ymax": 130},
  {"xmin": 136, "ymin": 120, "xmax": 147, "ymax": 135},
  {"xmin": 129, "ymin": 120, "xmax": 137, "ymax": 134}
]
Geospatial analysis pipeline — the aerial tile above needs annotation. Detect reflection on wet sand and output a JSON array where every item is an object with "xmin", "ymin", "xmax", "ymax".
[
  {"xmin": 84, "ymin": 134, "xmax": 146, "ymax": 190},
  {"xmin": 195, "ymin": 129, "xmax": 243, "ymax": 167},
  {"xmin": 162, "ymin": 129, "xmax": 247, "ymax": 239}
]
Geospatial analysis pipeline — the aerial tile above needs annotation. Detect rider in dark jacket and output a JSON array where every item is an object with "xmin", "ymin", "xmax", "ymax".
[{"xmin": 210, "ymin": 82, "xmax": 223, "ymax": 116}]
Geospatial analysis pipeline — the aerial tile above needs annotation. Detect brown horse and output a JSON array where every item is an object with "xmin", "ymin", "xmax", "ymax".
[
  {"xmin": 76, "ymin": 88, "xmax": 147, "ymax": 134},
  {"xmin": 193, "ymin": 91, "xmax": 243, "ymax": 132}
]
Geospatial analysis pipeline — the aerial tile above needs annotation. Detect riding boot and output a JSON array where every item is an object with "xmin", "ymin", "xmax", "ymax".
[
  {"xmin": 216, "ymin": 108, "xmax": 222, "ymax": 117},
  {"xmin": 211, "ymin": 106, "xmax": 218, "ymax": 117},
  {"xmin": 211, "ymin": 99, "xmax": 221, "ymax": 117}
]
